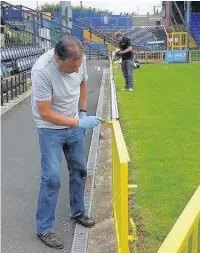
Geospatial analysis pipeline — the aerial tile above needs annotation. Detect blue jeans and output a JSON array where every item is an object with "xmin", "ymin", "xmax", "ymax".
[{"xmin": 36, "ymin": 127, "xmax": 87, "ymax": 234}]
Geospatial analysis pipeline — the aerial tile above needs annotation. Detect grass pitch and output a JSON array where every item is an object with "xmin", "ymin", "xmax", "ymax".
[{"xmin": 114, "ymin": 63, "xmax": 200, "ymax": 253}]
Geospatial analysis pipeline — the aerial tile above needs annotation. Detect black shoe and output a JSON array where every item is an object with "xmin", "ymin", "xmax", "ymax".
[
  {"xmin": 72, "ymin": 213, "xmax": 95, "ymax": 228},
  {"xmin": 37, "ymin": 230, "xmax": 64, "ymax": 249}
]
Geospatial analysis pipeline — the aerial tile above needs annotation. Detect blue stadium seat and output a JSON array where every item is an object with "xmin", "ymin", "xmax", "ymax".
[
  {"xmin": 1, "ymin": 49, "xmax": 6, "ymax": 61},
  {"xmin": 123, "ymin": 26, "xmax": 166, "ymax": 50},
  {"xmin": 191, "ymin": 13, "xmax": 200, "ymax": 46},
  {"xmin": 1, "ymin": 45, "xmax": 42, "ymax": 76},
  {"xmin": 0, "ymin": 62, "xmax": 8, "ymax": 76}
]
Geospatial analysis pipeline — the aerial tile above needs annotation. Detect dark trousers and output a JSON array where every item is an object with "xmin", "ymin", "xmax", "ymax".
[{"xmin": 121, "ymin": 59, "xmax": 134, "ymax": 89}]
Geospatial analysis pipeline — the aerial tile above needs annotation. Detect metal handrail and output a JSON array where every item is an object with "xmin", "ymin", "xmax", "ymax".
[
  {"xmin": 109, "ymin": 60, "xmax": 119, "ymax": 120},
  {"xmin": 1, "ymin": 1, "xmax": 71, "ymax": 31},
  {"xmin": 157, "ymin": 186, "xmax": 200, "ymax": 253}
]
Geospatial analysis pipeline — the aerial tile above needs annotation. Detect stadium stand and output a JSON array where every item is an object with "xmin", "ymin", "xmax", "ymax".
[
  {"xmin": 123, "ymin": 26, "xmax": 167, "ymax": 50},
  {"xmin": 191, "ymin": 13, "xmax": 200, "ymax": 46}
]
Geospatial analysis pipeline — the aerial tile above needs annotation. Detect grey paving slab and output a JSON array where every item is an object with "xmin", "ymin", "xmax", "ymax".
[{"xmin": 1, "ymin": 60, "xmax": 109, "ymax": 253}]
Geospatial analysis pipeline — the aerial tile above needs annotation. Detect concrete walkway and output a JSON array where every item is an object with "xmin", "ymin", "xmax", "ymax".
[{"xmin": 1, "ymin": 60, "xmax": 109, "ymax": 253}]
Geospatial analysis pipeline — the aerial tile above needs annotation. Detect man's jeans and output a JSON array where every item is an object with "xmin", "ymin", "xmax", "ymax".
[
  {"xmin": 36, "ymin": 127, "xmax": 86, "ymax": 233},
  {"xmin": 121, "ymin": 59, "xmax": 134, "ymax": 89}
]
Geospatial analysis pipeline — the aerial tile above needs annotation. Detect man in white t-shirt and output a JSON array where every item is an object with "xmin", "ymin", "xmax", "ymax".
[{"xmin": 31, "ymin": 36, "xmax": 101, "ymax": 249}]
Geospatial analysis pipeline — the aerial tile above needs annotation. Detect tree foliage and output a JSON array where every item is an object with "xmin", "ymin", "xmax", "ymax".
[{"xmin": 37, "ymin": 3, "xmax": 111, "ymax": 14}]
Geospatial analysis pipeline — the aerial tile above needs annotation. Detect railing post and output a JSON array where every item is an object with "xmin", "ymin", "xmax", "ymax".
[
  {"xmin": 106, "ymin": 44, "xmax": 108, "ymax": 59},
  {"xmin": 1, "ymin": 78, "xmax": 4, "ymax": 106},
  {"xmin": 32, "ymin": 13, "xmax": 37, "ymax": 45},
  {"xmin": 192, "ymin": 223, "xmax": 198, "ymax": 253},
  {"xmin": 145, "ymin": 52, "xmax": 147, "ymax": 64},
  {"xmin": 98, "ymin": 44, "xmax": 100, "ymax": 60},
  {"xmin": 89, "ymin": 46, "xmax": 91, "ymax": 60},
  {"xmin": 22, "ymin": 73, "xmax": 25, "ymax": 93},
  {"xmin": 120, "ymin": 162, "xmax": 129, "ymax": 252},
  {"xmin": 15, "ymin": 76, "xmax": 18, "ymax": 97},
  {"xmin": 25, "ymin": 73, "xmax": 27, "ymax": 91},
  {"xmin": 112, "ymin": 130, "xmax": 116, "ymax": 218},
  {"xmin": 40, "ymin": 12, "xmax": 44, "ymax": 28},
  {"xmin": 18, "ymin": 75, "xmax": 21, "ymax": 95},
  {"xmin": 11, "ymin": 77, "xmax": 13, "ymax": 100},
  {"xmin": 90, "ymin": 28, "xmax": 92, "ymax": 39},
  {"xmin": 6, "ymin": 79, "xmax": 9, "ymax": 103},
  {"xmin": 189, "ymin": 50, "xmax": 191, "ymax": 62}
]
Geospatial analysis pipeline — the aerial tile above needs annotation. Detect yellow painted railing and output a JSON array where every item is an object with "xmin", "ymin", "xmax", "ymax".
[
  {"xmin": 110, "ymin": 118, "xmax": 200, "ymax": 253},
  {"xmin": 157, "ymin": 186, "xmax": 200, "ymax": 253},
  {"xmin": 168, "ymin": 32, "xmax": 188, "ymax": 50},
  {"xmin": 188, "ymin": 34, "xmax": 197, "ymax": 49},
  {"xmin": 189, "ymin": 50, "xmax": 200, "ymax": 62},
  {"xmin": 112, "ymin": 119, "xmax": 138, "ymax": 253},
  {"xmin": 23, "ymin": 11, "xmax": 51, "ymax": 20},
  {"xmin": 84, "ymin": 29, "xmax": 115, "ymax": 52},
  {"xmin": 135, "ymin": 51, "xmax": 164, "ymax": 63}
]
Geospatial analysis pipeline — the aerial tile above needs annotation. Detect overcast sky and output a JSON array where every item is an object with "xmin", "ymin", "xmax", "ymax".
[{"xmin": 8, "ymin": 0, "xmax": 162, "ymax": 15}]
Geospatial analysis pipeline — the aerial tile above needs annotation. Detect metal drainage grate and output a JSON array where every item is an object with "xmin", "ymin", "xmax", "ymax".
[{"xmin": 71, "ymin": 69, "xmax": 109, "ymax": 253}]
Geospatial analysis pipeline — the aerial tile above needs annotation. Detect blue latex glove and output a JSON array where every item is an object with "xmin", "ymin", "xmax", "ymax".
[
  {"xmin": 79, "ymin": 116, "xmax": 102, "ymax": 129},
  {"xmin": 79, "ymin": 111, "xmax": 87, "ymax": 135},
  {"xmin": 79, "ymin": 111, "xmax": 87, "ymax": 119}
]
